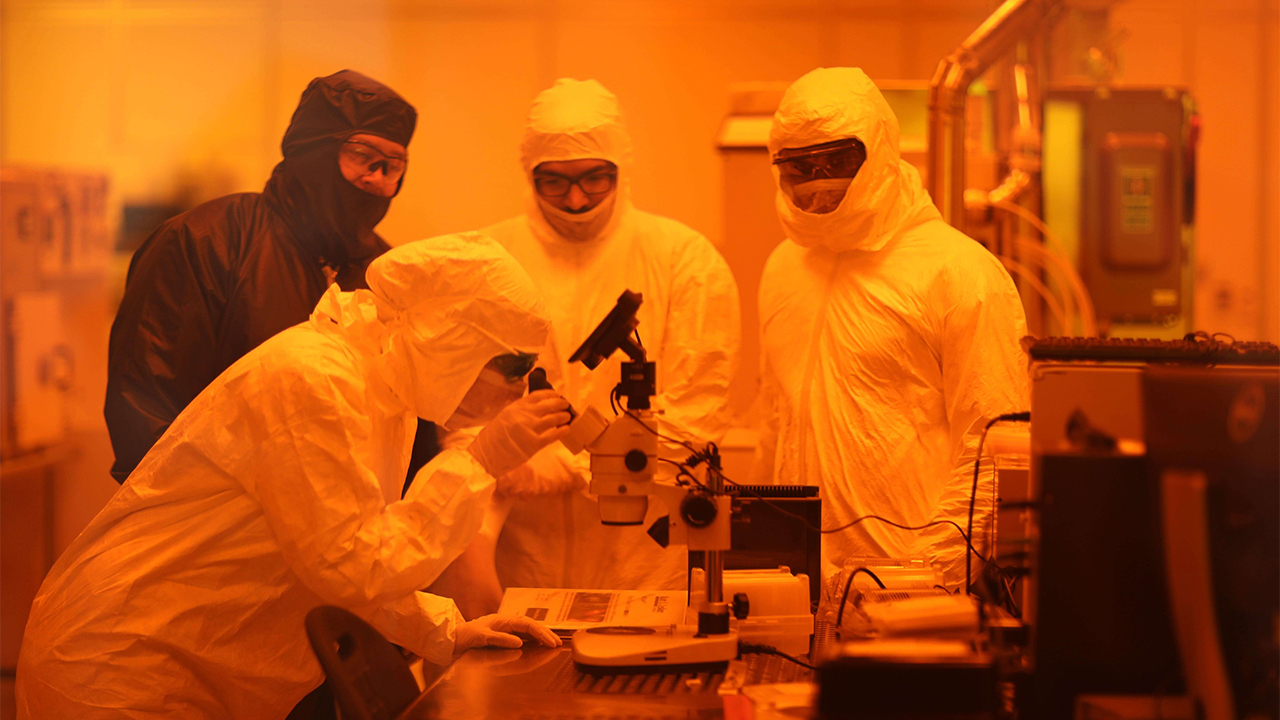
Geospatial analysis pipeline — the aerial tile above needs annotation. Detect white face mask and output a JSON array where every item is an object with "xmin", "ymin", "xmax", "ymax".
[
  {"xmin": 443, "ymin": 367, "xmax": 526, "ymax": 431},
  {"xmin": 537, "ymin": 193, "xmax": 617, "ymax": 242},
  {"xmin": 787, "ymin": 177, "xmax": 853, "ymax": 214}
]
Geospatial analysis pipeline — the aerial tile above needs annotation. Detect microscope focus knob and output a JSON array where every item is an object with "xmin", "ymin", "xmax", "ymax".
[
  {"xmin": 680, "ymin": 493, "xmax": 718, "ymax": 528},
  {"xmin": 732, "ymin": 592, "xmax": 750, "ymax": 620},
  {"xmin": 624, "ymin": 450, "xmax": 648, "ymax": 472}
]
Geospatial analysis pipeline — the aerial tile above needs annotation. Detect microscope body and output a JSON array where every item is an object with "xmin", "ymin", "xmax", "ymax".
[
  {"xmin": 584, "ymin": 409, "xmax": 659, "ymax": 526},
  {"xmin": 566, "ymin": 404, "xmax": 731, "ymax": 553},
  {"xmin": 559, "ymin": 290, "xmax": 738, "ymax": 665}
]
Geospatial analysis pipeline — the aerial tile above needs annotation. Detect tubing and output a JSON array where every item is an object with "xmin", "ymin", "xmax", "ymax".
[
  {"xmin": 1001, "ymin": 256, "xmax": 1069, "ymax": 334},
  {"xmin": 995, "ymin": 200, "xmax": 1098, "ymax": 336},
  {"xmin": 927, "ymin": 0, "xmax": 1061, "ymax": 230}
]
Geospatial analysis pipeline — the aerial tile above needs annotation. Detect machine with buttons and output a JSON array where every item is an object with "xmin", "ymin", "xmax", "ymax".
[{"xmin": 545, "ymin": 290, "xmax": 742, "ymax": 667}]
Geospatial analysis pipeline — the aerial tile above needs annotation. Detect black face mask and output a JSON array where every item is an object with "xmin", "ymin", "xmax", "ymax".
[
  {"xmin": 262, "ymin": 69, "xmax": 417, "ymax": 270},
  {"xmin": 265, "ymin": 141, "xmax": 393, "ymax": 268}
]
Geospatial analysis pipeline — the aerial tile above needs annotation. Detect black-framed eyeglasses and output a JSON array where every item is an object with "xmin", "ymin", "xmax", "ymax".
[
  {"xmin": 533, "ymin": 166, "xmax": 618, "ymax": 198},
  {"xmin": 489, "ymin": 352, "xmax": 539, "ymax": 382},
  {"xmin": 339, "ymin": 140, "xmax": 408, "ymax": 184},
  {"xmin": 773, "ymin": 137, "xmax": 866, "ymax": 183}
]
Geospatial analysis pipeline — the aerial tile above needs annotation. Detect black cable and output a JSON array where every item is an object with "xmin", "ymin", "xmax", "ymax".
[
  {"xmin": 738, "ymin": 643, "xmax": 816, "ymax": 671},
  {"xmin": 622, "ymin": 408, "xmax": 703, "ymax": 456},
  {"xmin": 657, "ymin": 457, "xmax": 704, "ymax": 489},
  {"xmin": 623, "ymin": 410, "xmax": 997, "ymax": 582},
  {"xmin": 633, "ymin": 406, "xmax": 994, "ymax": 564},
  {"xmin": 853, "ymin": 567, "xmax": 886, "ymax": 589},
  {"xmin": 834, "ymin": 567, "xmax": 885, "ymax": 631},
  {"xmin": 657, "ymin": 457, "xmax": 685, "ymax": 471},
  {"xmin": 967, "ymin": 412, "xmax": 1030, "ymax": 595},
  {"xmin": 724, "ymin": 473, "xmax": 990, "ymax": 564}
]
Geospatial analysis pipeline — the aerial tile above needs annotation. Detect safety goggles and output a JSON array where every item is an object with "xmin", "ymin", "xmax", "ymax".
[
  {"xmin": 489, "ymin": 351, "xmax": 538, "ymax": 383},
  {"xmin": 533, "ymin": 165, "xmax": 618, "ymax": 198},
  {"xmin": 773, "ymin": 137, "xmax": 867, "ymax": 185},
  {"xmin": 339, "ymin": 139, "xmax": 407, "ymax": 184}
]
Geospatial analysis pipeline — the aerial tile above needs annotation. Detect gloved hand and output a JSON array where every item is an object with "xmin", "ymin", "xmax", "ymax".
[
  {"xmin": 453, "ymin": 614, "xmax": 562, "ymax": 657},
  {"xmin": 496, "ymin": 444, "xmax": 587, "ymax": 498},
  {"xmin": 468, "ymin": 390, "xmax": 572, "ymax": 479}
]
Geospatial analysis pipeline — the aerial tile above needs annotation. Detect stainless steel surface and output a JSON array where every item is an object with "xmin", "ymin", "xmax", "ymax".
[
  {"xmin": 1045, "ymin": 87, "xmax": 1193, "ymax": 329},
  {"xmin": 927, "ymin": 0, "xmax": 1062, "ymax": 230},
  {"xmin": 705, "ymin": 552, "xmax": 724, "ymax": 606},
  {"xmin": 399, "ymin": 624, "xmax": 828, "ymax": 720},
  {"xmin": 705, "ymin": 465, "xmax": 725, "ymax": 605},
  {"xmin": 400, "ymin": 648, "xmax": 809, "ymax": 720}
]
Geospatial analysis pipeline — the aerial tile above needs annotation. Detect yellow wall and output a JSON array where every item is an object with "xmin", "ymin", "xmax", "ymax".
[
  {"xmin": 5, "ymin": 0, "xmax": 1273, "ymax": 341},
  {"xmin": 0, "ymin": 0, "xmax": 1001, "ymax": 249},
  {"xmin": 1, "ymin": 0, "xmax": 1277, "ymax": 541},
  {"xmin": 6, "ymin": 0, "xmax": 1275, "ymax": 344},
  {"xmin": 1113, "ymin": 0, "xmax": 1279, "ymax": 341}
]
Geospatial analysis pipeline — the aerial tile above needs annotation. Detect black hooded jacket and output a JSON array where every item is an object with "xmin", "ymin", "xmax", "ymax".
[{"xmin": 105, "ymin": 70, "xmax": 423, "ymax": 483}]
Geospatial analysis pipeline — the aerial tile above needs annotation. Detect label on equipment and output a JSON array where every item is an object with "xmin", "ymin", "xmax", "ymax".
[
  {"xmin": 1120, "ymin": 166, "xmax": 1155, "ymax": 234},
  {"xmin": 1152, "ymin": 288, "xmax": 1179, "ymax": 307}
]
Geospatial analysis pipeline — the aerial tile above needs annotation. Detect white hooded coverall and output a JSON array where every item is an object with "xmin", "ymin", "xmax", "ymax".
[
  {"xmin": 16, "ymin": 233, "xmax": 550, "ymax": 719},
  {"xmin": 481, "ymin": 78, "xmax": 741, "ymax": 591},
  {"xmin": 755, "ymin": 68, "xmax": 1030, "ymax": 588}
]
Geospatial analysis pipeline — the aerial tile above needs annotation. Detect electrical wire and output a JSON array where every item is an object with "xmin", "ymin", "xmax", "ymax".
[
  {"xmin": 992, "ymin": 201, "xmax": 1098, "ymax": 336},
  {"xmin": 1013, "ymin": 236, "xmax": 1075, "ymax": 335},
  {"xmin": 835, "ymin": 567, "xmax": 886, "ymax": 631},
  {"xmin": 966, "ymin": 412, "xmax": 1030, "ymax": 595},
  {"xmin": 657, "ymin": 456, "xmax": 705, "ymax": 489},
  {"xmin": 622, "ymin": 408, "xmax": 1013, "ymax": 604},
  {"xmin": 854, "ymin": 567, "xmax": 886, "ymax": 589},
  {"xmin": 738, "ymin": 643, "xmax": 817, "ymax": 671},
  {"xmin": 623, "ymin": 407, "xmax": 995, "ymax": 565},
  {"xmin": 621, "ymin": 408, "xmax": 704, "ymax": 457},
  {"xmin": 999, "ymin": 255, "xmax": 1069, "ymax": 334}
]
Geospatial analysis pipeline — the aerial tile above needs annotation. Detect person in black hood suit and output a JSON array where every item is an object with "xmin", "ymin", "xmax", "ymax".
[{"xmin": 105, "ymin": 69, "xmax": 434, "ymax": 485}]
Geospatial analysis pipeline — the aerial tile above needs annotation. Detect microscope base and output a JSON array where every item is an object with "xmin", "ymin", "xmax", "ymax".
[{"xmin": 571, "ymin": 626, "xmax": 739, "ymax": 667}]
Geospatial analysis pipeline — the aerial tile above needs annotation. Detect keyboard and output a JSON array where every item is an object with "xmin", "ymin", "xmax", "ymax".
[{"xmin": 1027, "ymin": 336, "xmax": 1280, "ymax": 365}]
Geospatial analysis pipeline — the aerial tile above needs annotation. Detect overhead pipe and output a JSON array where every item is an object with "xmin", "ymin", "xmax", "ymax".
[
  {"xmin": 926, "ymin": 0, "xmax": 1061, "ymax": 232},
  {"xmin": 986, "ymin": 62, "xmax": 1040, "ymax": 208}
]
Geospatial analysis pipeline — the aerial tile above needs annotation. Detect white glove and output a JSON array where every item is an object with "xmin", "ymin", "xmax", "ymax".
[
  {"xmin": 453, "ymin": 614, "xmax": 562, "ymax": 657},
  {"xmin": 496, "ymin": 444, "xmax": 586, "ymax": 498},
  {"xmin": 468, "ymin": 390, "xmax": 571, "ymax": 479}
]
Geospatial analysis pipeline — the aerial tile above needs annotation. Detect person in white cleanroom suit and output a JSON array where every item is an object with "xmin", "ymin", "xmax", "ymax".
[
  {"xmin": 16, "ymin": 234, "xmax": 572, "ymax": 720},
  {"xmin": 430, "ymin": 78, "xmax": 740, "ymax": 615},
  {"xmin": 753, "ymin": 67, "xmax": 1030, "ymax": 590}
]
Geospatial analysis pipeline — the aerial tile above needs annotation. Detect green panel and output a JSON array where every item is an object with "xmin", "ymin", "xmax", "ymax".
[
  {"xmin": 1043, "ymin": 99, "xmax": 1083, "ymax": 267},
  {"xmin": 879, "ymin": 84, "xmax": 993, "ymax": 151},
  {"xmin": 880, "ymin": 88, "xmax": 929, "ymax": 141}
]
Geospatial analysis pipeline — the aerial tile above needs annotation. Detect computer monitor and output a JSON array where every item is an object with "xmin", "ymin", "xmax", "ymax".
[
  {"xmin": 1031, "ymin": 364, "xmax": 1278, "ymax": 720},
  {"xmin": 1145, "ymin": 366, "xmax": 1279, "ymax": 720}
]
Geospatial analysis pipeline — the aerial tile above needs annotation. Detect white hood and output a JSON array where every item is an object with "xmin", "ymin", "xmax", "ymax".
[
  {"xmin": 518, "ymin": 78, "xmax": 634, "ymax": 245},
  {"xmin": 354, "ymin": 232, "xmax": 550, "ymax": 425},
  {"xmin": 769, "ymin": 67, "xmax": 941, "ymax": 253}
]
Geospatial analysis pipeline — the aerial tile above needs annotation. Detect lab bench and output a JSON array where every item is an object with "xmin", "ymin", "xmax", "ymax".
[{"xmin": 398, "ymin": 644, "xmax": 816, "ymax": 720}]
